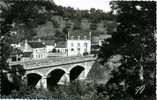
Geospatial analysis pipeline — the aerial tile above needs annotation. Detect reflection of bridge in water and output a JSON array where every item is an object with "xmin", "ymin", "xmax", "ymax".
[{"xmin": 9, "ymin": 56, "xmax": 96, "ymax": 90}]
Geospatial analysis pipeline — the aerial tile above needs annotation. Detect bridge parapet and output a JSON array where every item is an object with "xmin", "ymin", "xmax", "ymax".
[{"xmin": 9, "ymin": 56, "xmax": 96, "ymax": 70}]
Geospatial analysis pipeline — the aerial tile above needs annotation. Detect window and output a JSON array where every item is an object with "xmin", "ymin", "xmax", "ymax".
[
  {"xmin": 77, "ymin": 43, "xmax": 80, "ymax": 47},
  {"xmin": 78, "ymin": 36, "xmax": 80, "ymax": 40},
  {"xmin": 71, "ymin": 48, "xmax": 74, "ymax": 51},
  {"xmin": 84, "ymin": 36, "xmax": 87, "ymax": 40},
  {"xmin": 84, "ymin": 48, "xmax": 87, "ymax": 52},
  {"xmin": 84, "ymin": 43, "xmax": 88, "ymax": 47},
  {"xmin": 77, "ymin": 48, "xmax": 80, "ymax": 51},
  {"xmin": 78, "ymin": 48, "xmax": 80, "ymax": 54},
  {"xmin": 71, "ymin": 43, "xmax": 73, "ymax": 47}
]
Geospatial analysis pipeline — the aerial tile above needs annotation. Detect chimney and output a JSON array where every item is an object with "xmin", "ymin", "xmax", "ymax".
[
  {"xmin": 24, "ymin": 39, "xmax": 28, "ymax": 51},
  {"xmin": 78, "ymin": 36, "xmax": 80, "ymax": 40},
  {"xmin": 25, "ymin": 39, "xmax": 27, "ymax": 44},
  {"xmin": 54, "ymin": 43, "xmax": 56, "ymax": 47}
]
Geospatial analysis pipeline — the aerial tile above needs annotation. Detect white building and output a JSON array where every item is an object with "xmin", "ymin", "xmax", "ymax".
[
  {"xmin": 66, "ymin": 31, "xmax": 91, "ymax": 56},
  {"xmin": 21, "ymin": 40, "xmax": 47, "ymax": 60}
]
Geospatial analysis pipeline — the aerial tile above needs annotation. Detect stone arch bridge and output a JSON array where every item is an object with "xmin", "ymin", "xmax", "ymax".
[{"xmin": 9, "ymin": 56, "xmax": 96, "ymax": 90}]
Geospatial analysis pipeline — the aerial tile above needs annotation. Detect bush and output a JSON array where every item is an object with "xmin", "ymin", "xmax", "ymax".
[{"xmin": 9, "ymin": 80, "xmax": 111, "ymax": 100}]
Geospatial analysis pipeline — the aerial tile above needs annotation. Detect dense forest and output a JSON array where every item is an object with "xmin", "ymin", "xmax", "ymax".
[{"xmin": 6, "ymin": 1, "xmax": 117, "ymax": 43}]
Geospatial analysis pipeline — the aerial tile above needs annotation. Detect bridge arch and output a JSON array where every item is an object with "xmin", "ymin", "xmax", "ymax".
[
  {"xmin": 69, "ymin": 65, "xmax": 85, "ymax": 82},
  {"xmin": 26, "ymin": 71, "xmax": 44, "ymax": 77},
  {"xmin": 46, "ymin": 68, "xmax": 66, "ymax": 90},
  {"xmin": 26, "ymin": 73, "xmax": 42, "ymax": 87},
  {"xmin": 68, "ymin": 64, "xmax": 85, "ymax": 72},
  {"xmin": 46, "ymin": 67, "xmax": 67, "ymax": 77}
]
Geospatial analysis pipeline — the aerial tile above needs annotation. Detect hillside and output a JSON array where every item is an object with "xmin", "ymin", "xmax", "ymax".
[
  {"xmin": 34, "ymin": 17, "xmax": 117, "ymax": 38},
  {"xmin": 10, "ymin": 1, "xmax": 117, "ymax": 43}
]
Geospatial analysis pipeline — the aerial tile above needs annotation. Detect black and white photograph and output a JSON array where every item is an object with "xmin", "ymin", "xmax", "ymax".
[{"xmin": 0, "ymin": 0, "xmax": 156, "ymax": 100}]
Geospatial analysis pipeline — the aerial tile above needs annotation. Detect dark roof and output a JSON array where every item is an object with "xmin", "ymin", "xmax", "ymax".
[
  {"xmin": 68, "ymin": 30, "xmax": 91, "ymax": 40},
  {"xmin": 28, "ymin": 41, "xmax": 46, "ymax": 48},
  {"xmin": 55, "ymin": 42, "xmax": 66, "ymax": 48},
  {"xmin": 44, "ymin": 40, "xmax": 55, "ymax": 45},
  {"xmin": 23, "ymin": 52, "xmax": 32, "ymax": 57}
]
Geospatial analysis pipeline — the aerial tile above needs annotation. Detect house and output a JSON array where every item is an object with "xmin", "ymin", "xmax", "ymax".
[
  {"xmin": 21, "ymin": 40, "xmax": 47, "ymax": 60},
  {"xmin": 43, "ymin": 40, "xmax": 56, "ymax": 53},
  {"xmin": 91, "ymin": 34, "xmax": 111, "ymax": 47},
  {"xmin": 52, "ymin": 30, "xmax": 91, "ymax": 56},
  {"xmin": 55, "ymin": 42, "xmax": 67, "ymax": 53},
  {"xmin": 66, "ymin": 31, "xmax": 91, "ymax": 56}
]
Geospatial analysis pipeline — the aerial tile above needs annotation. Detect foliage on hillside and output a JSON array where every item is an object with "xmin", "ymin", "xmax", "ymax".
[
  {"xmin": 98, "ymin": 1, "xmax": 155, "ymax": 100},
  {"xmin": 7, "ymin": 1, "xmax": 117, "ymax": 43},
  {"xmin": 8, "ymin": 1, "xmax": 56, "ymax": 43},
  {"xmin": 9, "ymin": 81, "xmax": 106, "ymax": 100}
]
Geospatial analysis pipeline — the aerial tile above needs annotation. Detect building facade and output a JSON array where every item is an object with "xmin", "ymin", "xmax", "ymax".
[{"xmin": 66, "ymin": 31, "xmax": 91, "ymax": 56}]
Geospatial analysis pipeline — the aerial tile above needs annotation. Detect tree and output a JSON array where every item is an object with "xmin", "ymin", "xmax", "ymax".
[
  {"xmin": 98, "ymin": 1, "xmax": 156, "ymax": 100},
  {"xmin": 54, "ymin": 30, "xmax": 66, "ymax": 41},
  {"xmin": 73, "ymin": 19, "xmax": 81, "ymax": 30},
  {"xmin": 0, "ymin": 0, "xmax": 54, "ymax": 95},
  {"xmin": 8, "ymin": 1, "xmax": 55, "ymax": 41},
  {"xmin": 0, "ymin": 1, "xmax": 12, "ymax": 95},
  {"xmin": 0, "ymin": 1, "xmax": 28, "ymax": 95},
  {"xmin": 90, "ymin": 23, "xmax": 97, "ymax": 30}
]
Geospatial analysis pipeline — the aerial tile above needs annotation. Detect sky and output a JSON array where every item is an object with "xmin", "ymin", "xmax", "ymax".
[{"xmin": 53, "ymin": 0, "xmax": 112, "ymax": 12}]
